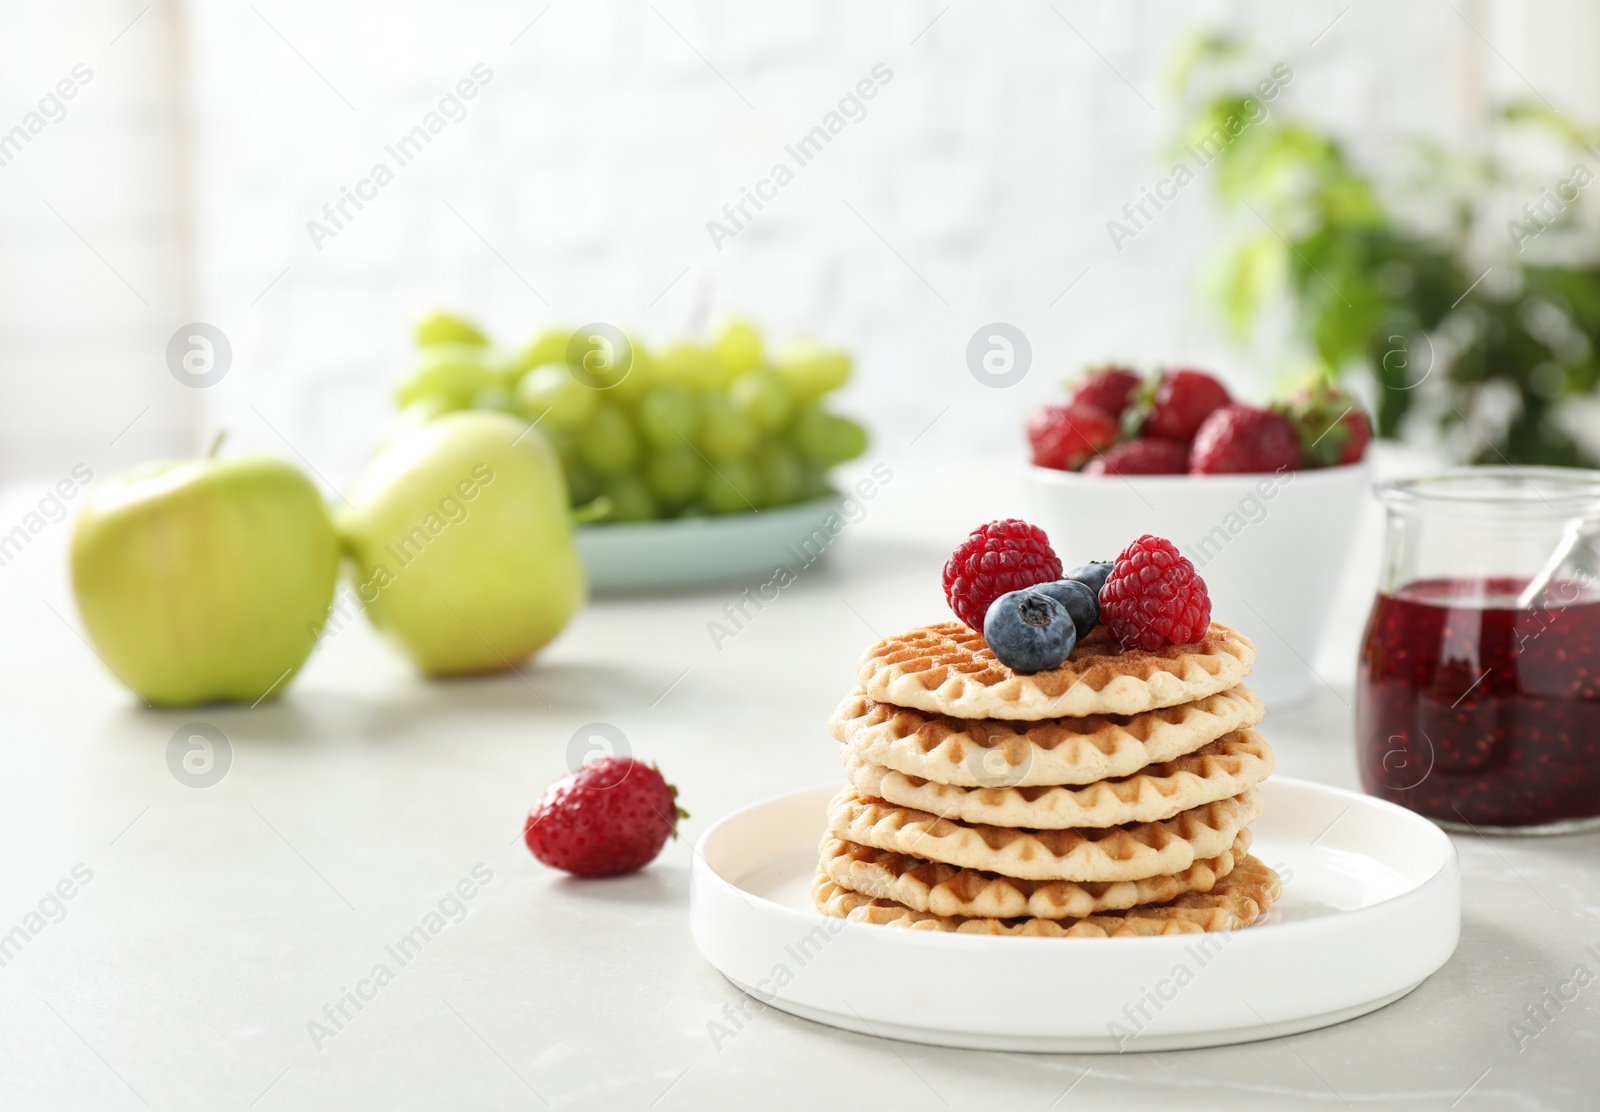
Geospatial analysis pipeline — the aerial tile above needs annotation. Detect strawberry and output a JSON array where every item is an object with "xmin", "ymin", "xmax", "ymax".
[
  {"xmin": 1140, "ymin": 369, "xmax": 1231, "ymax": 441},
  {"xmin": 1274, "ymin": 384, "xmax": 1372, "ymax": 466},
  {"xmin": 1026, "ymin": 403, "xmax": 1118, "ymax": 471},
  {"xmin": 1189, "ymin": 405, "xmax": 1303, "ymax": 474},
  {"xmin": 1069, "ymin": 366, "xmax": 1142, "ymax": 419},
  {"xmin": 524, "ymin": 757, "xmax": 688, "ymax": 877},
  {"xmin": 1084, "ymin": 438, "xmax": 1189, "ymax": 476}
]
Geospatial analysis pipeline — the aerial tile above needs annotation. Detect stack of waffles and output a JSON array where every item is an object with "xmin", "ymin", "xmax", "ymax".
[{"xmin": 813, "ymin": 620, "xmax": 1282, "ymax": 936}]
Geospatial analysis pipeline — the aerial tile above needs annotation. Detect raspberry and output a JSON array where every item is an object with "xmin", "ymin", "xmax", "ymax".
[
  {"xmin": 1274, "ymin": 385, "xmax": 1372, "ymax": 466},
  {"xmin": 1026, "ymin": 403, "xmax": 1118, "ymax": 471},
  {"xmin": 1100, "ymin": 535, "xmax": 1212, "ymax": 650},
  {"xmin": 1142, "ymin": 369, "xmax": 1231, "ymax": 441},
  {"xmin": 943, "ymin": 519, "xmax": 1063, "ymax": 631},
  {"xmin": 524, "ymin": 757, "xmax": 687, "ymax": 877},
  {"xmin": 1084, "ymin": 438, "xmax": 1189, "ymax": 476},
  {"xmin": 1069, "ymin": 366, "xmax": 1142, "ymax": 419},
  {"xmin": 1189, "ymin": 404, "xmax": 1303, "ymax": 474}
]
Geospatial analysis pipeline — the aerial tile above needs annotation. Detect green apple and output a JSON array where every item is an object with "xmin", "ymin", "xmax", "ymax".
[
  {"xmin": 338, "ymin": 410, "xmax": 585, "ymax": 675},
  {"xmin": 70, "ymin": 453, "xmax": 339, "ymax": 705}
]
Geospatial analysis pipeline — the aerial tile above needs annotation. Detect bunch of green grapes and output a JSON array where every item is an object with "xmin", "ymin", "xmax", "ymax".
[{"xmin": 394, "ymin": 313, "xmax": 868, "ymax": 522}]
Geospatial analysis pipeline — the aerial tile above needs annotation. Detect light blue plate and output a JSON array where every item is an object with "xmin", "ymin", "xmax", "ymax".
[{"xmin": 575, "ymin": 495, "xmax": 847, "ymax": 593}]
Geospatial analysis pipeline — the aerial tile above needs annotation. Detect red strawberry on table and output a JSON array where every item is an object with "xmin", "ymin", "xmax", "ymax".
[
  {"xmin": 1026, "ymin": 403, "xmax": 1118, "ymax": 471},
  {"xmin": 1069, "ymin": 365, "xmax": 1142, "ymax": 419},
  {"xmin": 524, "ymin": 757, "xmax": 687, "ymax": 878},
  {"xmin": 1189, "ymin": 404, "xmax": 1303, "ymax": 474},
  {"xmin": 1274, "ymin": 385, "xmax": 1372, "ymax": 466},
  {"xmin": 1142, "ymin": 368, "xmax": 1231, "ymax": 441},
  {"xmin": 1084, "ymin": 438, "xmax": 1189, "ymax": 476}
]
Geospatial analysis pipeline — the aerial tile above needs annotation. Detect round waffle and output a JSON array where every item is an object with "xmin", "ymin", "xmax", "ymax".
[
  {"xmin": 856, "ymin": 621, "xmax": 1255, "ymax": 720},
  {"xmin": 825, "ymin": 785, "xmax": 1261, "ymax": 882},
  {"xmin": 812, "ymin": 855, "xmax": 1280, "ymax": 937},
  {"xmin": 841, "ymin": 729, "xmax": 1274, "ymax": 828},
  {"xmin": 818, "ymin": 829, "xmax": 1251, "ymax": 920},
  {"xmin": 830, "ymin": 685, "xmax": 1264, "ymax": 789}
]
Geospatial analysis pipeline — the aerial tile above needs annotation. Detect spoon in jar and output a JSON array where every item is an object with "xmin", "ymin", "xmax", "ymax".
[{"xmin": 1516, "ymin": 516, "xmax": 1589, "ymax": 609}]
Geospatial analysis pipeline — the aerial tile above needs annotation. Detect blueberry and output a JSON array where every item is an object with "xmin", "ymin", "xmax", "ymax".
[
  {"xmin": 1064, "ymin": 561, "xmax": 1114, "ymax": 597},
  {"xmin": 1031, "ymin": 578, "xmax": 1099, "ymax": 639},
  {"xmin": 984, "ymin": 588, "xmax": 1078, "ymax": 674}
]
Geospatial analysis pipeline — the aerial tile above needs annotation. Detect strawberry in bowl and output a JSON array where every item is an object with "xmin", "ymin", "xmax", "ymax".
[
  {"xmin": 1031, "ymin": 365, "xmax": 1371, "ymax": 476},
  {"xmin": 1189, "ymin": 405, "xmax": 1303, "ymax": 475},
  {"xmin": 1084, "ymin": 438, "xmax": 1190, "ymax": 476},
  {"xmin": 1275, "ymin": 384, "xmax": 1372, "ymax": 468},
  {"xmin": 1138, "ymin": 368, "xmax": 1234, "ymax": 443},
  {"xmin": 1024, "ymin": 365, "xmax": 1372, "ymax": 707},
  {"xmin": 1068, "ymin": 364, "xmax": 1143, "ymax": 418},
  {"xmin": 1026, "ymin": 403, "xmax": 1119, "ymax": 471}
]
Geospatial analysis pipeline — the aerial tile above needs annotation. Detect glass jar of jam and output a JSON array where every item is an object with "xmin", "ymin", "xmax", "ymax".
[{"xmin": 1358, "ymin": 467, "xmax": 1600, "ymax": 833}]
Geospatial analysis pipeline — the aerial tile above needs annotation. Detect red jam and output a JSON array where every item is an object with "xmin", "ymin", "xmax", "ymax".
[{"xmin": 1357, "ymin": 576, "xmax": 1600, "ymax": 827}]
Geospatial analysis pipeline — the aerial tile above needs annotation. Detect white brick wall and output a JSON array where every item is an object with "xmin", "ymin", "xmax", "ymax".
[
  {"xmin": 0, "ymin": 0, "xmax": 192, "ymax": 477},
  {"xmin": 4, "ymin": 0, "xmax": 1600, "ymax": 484}
]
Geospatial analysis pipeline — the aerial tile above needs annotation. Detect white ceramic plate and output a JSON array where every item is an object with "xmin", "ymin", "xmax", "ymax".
[
  {"xmin": 690, "ymin": 777, "xmax": 1459, "ymax": 1052},
  {"xmin": 576, "ymin": 495, "xmax": 846, "ymax": 593}
]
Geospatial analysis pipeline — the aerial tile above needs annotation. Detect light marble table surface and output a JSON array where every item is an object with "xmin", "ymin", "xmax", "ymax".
[{"xmin": 0, "ymin": 453, "xmax": 1595, "ymax": 1112}]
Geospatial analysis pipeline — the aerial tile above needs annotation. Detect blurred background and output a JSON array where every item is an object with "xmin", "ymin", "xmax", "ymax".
[
  {"xmin": 7, "ymin": 0, "xmax": 1600, "ymax": 489},
  {"xmin": 6, "ymin": 7, "xmax": 1600, "ymax": 1103}
]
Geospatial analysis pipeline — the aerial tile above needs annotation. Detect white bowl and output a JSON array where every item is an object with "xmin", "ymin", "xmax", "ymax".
[
  {"xmin": 1025, "ymin": 463, "xmax": 1370, "ymax": 707},
  {"xmin": 689, "ymin": 779, "xmax": 1459, "ymax": 1053},
  {"xmin": 575, "ymin": 495, "xmax": 847, "ymax": 593}
]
